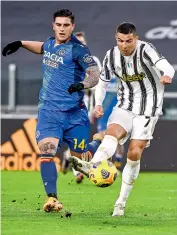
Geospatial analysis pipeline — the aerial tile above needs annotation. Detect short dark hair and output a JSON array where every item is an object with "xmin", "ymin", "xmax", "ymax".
[
  {"xmin": 116, "ymin": 22, "xmax": 136, "ymax": 35},
  {"xmin": 53, "ymin": 9, "xmax": 75, "ymax": 24}
]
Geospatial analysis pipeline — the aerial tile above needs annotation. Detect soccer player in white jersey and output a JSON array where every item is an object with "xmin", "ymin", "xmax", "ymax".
[{"xmin": 70, "ymin": 22, "xmax": 175, "ymax": 216}]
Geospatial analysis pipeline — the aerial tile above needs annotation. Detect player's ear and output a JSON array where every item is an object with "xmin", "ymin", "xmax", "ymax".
[
  {"xmin": 134, "ymin": 34, "xmax": 139, "ymax": 40},
  {"xmin": 52, "ymin": 22, "xmax": 55, "ymax": 31}
]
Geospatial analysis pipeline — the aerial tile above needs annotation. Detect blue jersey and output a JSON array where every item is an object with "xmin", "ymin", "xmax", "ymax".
[{"xmin": 38, "ymin": 35, "xmax": 97, "ymax": 111}]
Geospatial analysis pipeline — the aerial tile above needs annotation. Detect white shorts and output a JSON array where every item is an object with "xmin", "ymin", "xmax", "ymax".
[{"xmin": 107, "ymin": 107, "xmax": 158, "ymax": 147}]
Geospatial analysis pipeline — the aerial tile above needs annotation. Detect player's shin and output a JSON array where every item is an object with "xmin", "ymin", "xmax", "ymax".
[
  {"xmin": 87, "ymin": 139, "xmax": 102, "ymax": 158},
  {"xmin": 115, "ymin": 158, "xmax": 140, "ymax": 206},
  {"xmin": 112, "ymin": 153, "xmax": 123, "ymax": 170},
  {"xmin": 91, "ymin": 135, "xmax": 118, "ymax": 163},
  {"xmin": 40, "ymin": 154, "xmax": 58, "ymax": 199}
]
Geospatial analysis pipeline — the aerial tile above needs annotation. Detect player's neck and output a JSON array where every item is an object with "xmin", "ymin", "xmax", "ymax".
[{"xmin": 55, "ymin": 37, "xmax": 71, "ymax": 46}]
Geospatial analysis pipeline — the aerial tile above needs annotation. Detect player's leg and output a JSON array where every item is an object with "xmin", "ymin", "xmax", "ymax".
[
  {"xmin": 62, "ymin": 147, "xmax": 71, "ymax": 174},
  {"xmin": 68, "ymin": 147, "xmax": 85, "ymax": 183},
  {"xmin": 97, "ymin": 92, "xmax": 124, "ymax": 169},
  {"xmin": 90, "ymin": 107, "xmax": 132, "ymax": 163},
  {"xmin": 38, "ymin": 137, "xmax": 63, "ymax": 212},
  {"xmin": 61, "ymin": 146, "xmax": 84, "ymax": 183},
  {"xmin": 69, "ymin": 131, "xmax": 106, "ymax": 176},
  {"xmin": 98, "ymin": 114, "xmax": 124, "ymax": 170},
  {"xmin": 112, "ymin": 139, "xmax": 147, "ymax": 216},
  {"xmin": 71, "ymin": 168, "xmax": 84, "ymax": 183},
  {"xmin": 70, "ymin": 108, "xmax": 132, "ymax": 175},
  {"xmin": 112, "ymin": 144, "xmax": 124, "ymax": 170},
  {"xmin": 84, "ymin": 132, "xmax": 104, "ymax": 160},
  {"xmin": 112, "ymin": 115, "xmax": 159, "ymax": 216},
  {"xmin": 36, "ymin": 109, "xmax": 65, "ymax": 212},
  {"xmin": 65, "ymin": 107, "xmax": 90, "ymax": 180}
]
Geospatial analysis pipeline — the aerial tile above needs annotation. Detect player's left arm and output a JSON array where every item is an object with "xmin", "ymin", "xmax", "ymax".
[
  {"xmin": 82, "ymin": 64, "xmax": 100, "ymax": 88},
  {"xmin": 144, "ymin": 44, "xmax": 175, "ymax": 84},
  {"xmin": 68, "ymin": 45, "xmax": 99, "ymax": 94}
]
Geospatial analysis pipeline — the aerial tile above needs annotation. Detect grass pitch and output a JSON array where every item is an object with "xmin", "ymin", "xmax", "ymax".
[{"xmin": 1, "ymin": 171, "xmax": 177, "ymax": 235}]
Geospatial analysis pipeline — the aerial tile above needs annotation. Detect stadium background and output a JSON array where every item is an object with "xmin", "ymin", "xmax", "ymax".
[{"xmin": 1, "ymin": 1, "xmax": 177, "ymax": 172}]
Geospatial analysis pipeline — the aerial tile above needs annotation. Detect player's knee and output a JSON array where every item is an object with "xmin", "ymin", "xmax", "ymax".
[
  {"xmin": 38, "ymin": 141, "xmax": 58, "ymax": 155},
  {"xmin": 127, "ymin": 146, "xmax": 144, "ymax": 161},
  {"xmin": 106, "ymin": 124, "xmax": 126, "ymax": 141}
]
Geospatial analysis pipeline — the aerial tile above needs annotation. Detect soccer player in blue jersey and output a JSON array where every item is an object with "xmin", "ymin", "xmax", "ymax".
[{"xmin": 2, "ymin": 9, "xmax": 100, "ymax": 212}]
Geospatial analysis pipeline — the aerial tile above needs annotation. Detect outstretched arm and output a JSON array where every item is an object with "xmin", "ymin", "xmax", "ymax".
[
  {"xmin": 144, "ymin": 44, "xmax": 175, "ymax": 84},
  {"xmin": 2, "ymin": 40, "xmax": 44, "ymax": 56},
  {"xmin": 21, "ymin": 41, "xmax": 44, "ymax": 54},
  {"xmin": 155, "ymin": 59, "xmax": 175, "ymax": 84}
]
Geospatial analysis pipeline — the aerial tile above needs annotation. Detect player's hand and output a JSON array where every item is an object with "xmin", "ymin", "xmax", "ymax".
[
  {"xmin": 160, "ymin": 76, "xmax": 172, "ymax": 85},
  {"xmin": 68, "ymin": 83, "xmax": 84, "ymax": 94},
  {"xmin": 94, "ymin": 105, "xmax": 104, "ymax": 118},
  {"xmin": 2, "ymin": 41, "xmax": 22, "ymax": 56}
]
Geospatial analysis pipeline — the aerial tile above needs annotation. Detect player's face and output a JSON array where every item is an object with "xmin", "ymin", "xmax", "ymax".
[
  {"xmin": 115, "ymin": 32, "xmax": 138, "ymax": 56},
  {"xmin": 53, "ymin": 17, "xmax": 75, "ymax": 44}
]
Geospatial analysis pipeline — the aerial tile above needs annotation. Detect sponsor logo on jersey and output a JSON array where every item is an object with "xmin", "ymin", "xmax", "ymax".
[
  {"xmin": 145, "ymin": 19, "xmax": 177, "ymax": 39},
  {"xmin": 58, "ymin": 49, "xmax": 66, "ymax": 56},
  {"xmin": 43, "ymin": 50, "xmax": 64, "ymax": 68},
  {"xmin": 121, "ymin": 72, "xmax": 145, "ymax": 82},
  {"xmin": 83, "ymin": 54, "xmax": 93, "ymax": 63}
]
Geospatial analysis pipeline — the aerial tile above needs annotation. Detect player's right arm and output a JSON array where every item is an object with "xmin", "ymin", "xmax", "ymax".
[
  {"xmin": 21, "ymin": 41, "xmax": 44, "ymax": 54},
  {"xmin": 144, "ymin": 43, "xmax": 175, "ymax": 84},
  {"xmin": 94, "ymin": 51, "xmax": 112, "ymax": 118},
  {"xmin": 2, "ymin": 40, "xmax": 44, "ymax": 56}
]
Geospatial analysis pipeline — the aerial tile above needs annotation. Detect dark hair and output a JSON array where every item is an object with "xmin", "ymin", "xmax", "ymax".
[
  {"xmin": 53, "ymin": 9, "xmax": 75, "ymax": 24},
  {"xmin": 116, "ymin": 22, "xmax": 136, "ymax": 35}
]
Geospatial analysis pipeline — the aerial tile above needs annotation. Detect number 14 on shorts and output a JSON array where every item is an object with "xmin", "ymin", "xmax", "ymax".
[{"xmin": 73, "ymin": 138, "xmax": 86, "ymax": 150}]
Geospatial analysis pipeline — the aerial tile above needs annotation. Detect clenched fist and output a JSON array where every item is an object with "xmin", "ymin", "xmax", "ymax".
[{"xmin": 160, "ymin": 76, "xmax": 172, "ymax": 85}]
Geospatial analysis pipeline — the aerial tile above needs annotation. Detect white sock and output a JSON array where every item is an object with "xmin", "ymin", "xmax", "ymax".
[
  {"xmin": 91, "ymin": 135, "xmax": 118, "ymax": 163},
  {"xmin": 63, "ymin": 148, "xmax": 70, "ymax": 160},
  {"xmin": 115, "ymin": 158, "xmax": 140, "ymax": 206},
  {"xmin": 72, "ymin": 168, "xmax": 80, "ymax": 176}
]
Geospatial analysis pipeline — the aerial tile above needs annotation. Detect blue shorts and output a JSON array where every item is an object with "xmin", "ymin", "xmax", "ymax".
[
  {"xmin": 97, "ymin": 92, "xmax": 117, "ymax": 132},
  {"xmin": 36, "ymin": 107, "xmax": 90, "ymax": 153}
]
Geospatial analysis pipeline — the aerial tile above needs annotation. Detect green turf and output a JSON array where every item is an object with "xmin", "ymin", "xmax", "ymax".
[{"xmin": 1, "ymin": 171, "xmax": 177, "ymax": 235}]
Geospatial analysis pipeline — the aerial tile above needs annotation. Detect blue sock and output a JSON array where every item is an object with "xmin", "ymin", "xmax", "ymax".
[
  {"xmin": 88, "ymin": 140, "xmax": 101, "ymax": 156},
  {"xmin": 40, "ymin": 154, "xmax": 58, "ymax": 198}
]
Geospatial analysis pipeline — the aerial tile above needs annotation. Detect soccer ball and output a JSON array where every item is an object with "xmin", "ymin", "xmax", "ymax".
[{"xmin": 89, "ymin": 160, "xmax": 118, "ymax": 187}]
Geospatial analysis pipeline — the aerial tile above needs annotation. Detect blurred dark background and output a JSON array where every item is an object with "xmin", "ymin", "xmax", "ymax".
[{"xmin": 1, "ymin": 1, "xmax": 177, "ymax": 106}]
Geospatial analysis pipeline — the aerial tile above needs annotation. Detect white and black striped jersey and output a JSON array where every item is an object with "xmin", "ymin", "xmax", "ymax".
[{"xmin": 100, "ymin": 40, "xmax": 173, "ymax": 117}]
